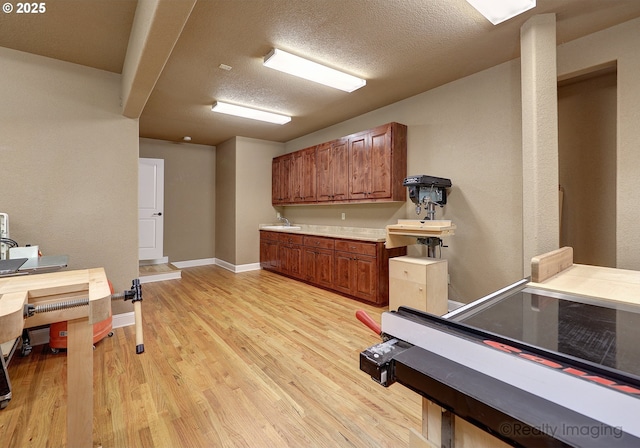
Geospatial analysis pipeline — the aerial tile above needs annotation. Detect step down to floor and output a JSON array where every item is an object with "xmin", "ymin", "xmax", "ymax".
[{"xmin": 138, "ymin": 263, "xmax": 182, "ymax": 283}]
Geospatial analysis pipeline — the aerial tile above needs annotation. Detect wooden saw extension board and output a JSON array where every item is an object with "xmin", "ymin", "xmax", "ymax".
[{"xmin": 0, "ymin": 268, "xmax": 111, "ymax": 447}]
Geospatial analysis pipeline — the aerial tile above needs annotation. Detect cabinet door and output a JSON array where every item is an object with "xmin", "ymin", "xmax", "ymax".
[
  {"xmin": 368, "ymin": 126, "xmax": 392, "ymax": 199},
  {"xmin": 301, "ymin": 147, "xmax": 317, "ymax": 202},
  {"xmin": 303, "ymin": 246, "xmax": 317, "ymax": 282},
  {"xmin": 353, "ymin": 255, "xmax": 377, "ymax": 302},
  {"xmin": 260, "ymin": 239, "xmax": 279, "ymax": 271},
  {"xmin": 333, "ymin": 251, "xmax": 377, "ymax": 302},
  {"xmin": 349, "ymin": 124, "xmax": 393, "ymax": 200},
  {"xmin": 315, "ymin": 248, "xmax": 333, "ymax": 289},
  {"xmin": 272, "ymin": 155, "xmax": 292, "ymax": 205},
  {"xmin": 290, "ymin": 151, "xmax": 304, "ymax": 203},
  {"xmin": 348, "ymin": 132, "xmax": 370, "ymax": 200},
  {"xmin": 271, "ymin": 158, "xmax": 280, "ymax": 204},
  {"xmin": 260, "ymin": 241, "xmax": 268, "ymax": 269},
  {"xmin": 333, "ymin": 251, "xmax": 354, "ymax": 295},
  {"xmin": 317, "ymin": 140, "xmax": 348, "ymax": 202},
  {"xmin": 281, "ymin": 244, "xmax": 303, "ymax": 279},
  {"xmin": 332, "ymin": 139, "xmax": 349, "ymax": 202},
  {"xmin": 316, "ymin": 141, "xmax": 332, "ymax": 202}
]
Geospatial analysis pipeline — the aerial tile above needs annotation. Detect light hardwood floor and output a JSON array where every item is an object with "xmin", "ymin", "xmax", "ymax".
[{"xmin": 1, "ymin": 265, "xmax": 421, "ymax": 447}]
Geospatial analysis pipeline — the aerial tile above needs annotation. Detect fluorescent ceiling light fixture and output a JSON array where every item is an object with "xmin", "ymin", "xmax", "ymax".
[
  {"xmin": 263, "ymin": 48, "xmax": 366, "ymax": 93},
  {"xmin": 466, "ymin": 0, "xmax": 536, "ymax": 25},
  {"xmin": 211, "ymin": 101, "xmax": 291, "ymax": 125}
]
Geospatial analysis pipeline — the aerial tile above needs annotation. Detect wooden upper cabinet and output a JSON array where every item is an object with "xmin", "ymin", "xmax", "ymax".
[
  {"xmin": 316, "ymin": 138, "xmax": 348, "ymax": 203},
  {"xmin": 290, "ymin": 151, "xmax": 303, "ymax": 203},
  {"xmin": 272, "ymin": 122, "xmax": 406, "ymax": 205},
  {"xmin": 272, "ymin": 154, "xmax": 292, "ymax": 205},
  {"xmin": 349, "ymin": 122, "xmax": 405, "ymax": 201},
  {"xmin": 291, "ymin": 146, "xmax": 317, "ymax": 203}
]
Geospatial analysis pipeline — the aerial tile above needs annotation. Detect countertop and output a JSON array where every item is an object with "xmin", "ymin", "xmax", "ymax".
[{"xmin": 258, "ymin": 224, "xmax": 387, "ymax": 242}]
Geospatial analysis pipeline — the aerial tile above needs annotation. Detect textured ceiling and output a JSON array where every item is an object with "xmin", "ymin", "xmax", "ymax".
[{"xmin": 2, "ymin": 0, "xmax": 640, "ymax": 146}]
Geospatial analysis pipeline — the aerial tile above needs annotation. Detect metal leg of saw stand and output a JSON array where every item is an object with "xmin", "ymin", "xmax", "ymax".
[
  {"xmin": 20, "ymin": 329, "xmax": 32, "ymax": 357},
  {"xmin": 0, "ymin": 345, "xmax": 11, "ymax": 410}
]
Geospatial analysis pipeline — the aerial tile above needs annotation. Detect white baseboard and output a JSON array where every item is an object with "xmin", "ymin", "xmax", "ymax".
[
  {"xmin": 172, "ymin": 258, "xmax": 216, "ymax": 268},
  {"xmin": 233, "ymin": 262, "xmax": 261, "ymax": 273},
  {"xmin": 214, "ymin": 259, "xmax": 261, "ymax": 273},
  {"xmin": 112, "ymin": 311, "xmax": 135, "ymax": 328},
  {"xmin": 139, "ymin": 256, "xmax": 169, "ymax": 266}
]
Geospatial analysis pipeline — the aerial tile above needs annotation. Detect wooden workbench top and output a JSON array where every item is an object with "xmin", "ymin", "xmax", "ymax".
[{"xmin": 0, "ymin": 268, "xmax": 111, "ymax": 343}]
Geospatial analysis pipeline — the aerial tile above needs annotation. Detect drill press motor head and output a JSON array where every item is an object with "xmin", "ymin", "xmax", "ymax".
[{"xmin": 403, "ymin": 175, "xmax": 452, "ymax": 219}]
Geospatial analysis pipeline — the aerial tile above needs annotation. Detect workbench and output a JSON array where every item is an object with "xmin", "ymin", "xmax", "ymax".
[
  {"xmin": 0, "ymin": 268, "xmax": 111, "ymax": 447},
  {"xmin": 361, "ymin": 247, "xmax": 640, "ymax": 447}
]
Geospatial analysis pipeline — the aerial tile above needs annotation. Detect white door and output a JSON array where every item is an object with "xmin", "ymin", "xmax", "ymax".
[{"xmin": 138, "ymin": 158, "xmax": 164, "ymax": 260}]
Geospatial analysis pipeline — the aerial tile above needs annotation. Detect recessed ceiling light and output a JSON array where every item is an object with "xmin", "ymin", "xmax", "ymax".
[
  {"xmin": 211, "ymin": 101, "xmax": 291, "ymax": 125},
  {"xmin": 218, "ymin": 64, "xmax": 232, "ymax": 71},
  {"xmin": 263, "ymin": 48, "xmax": 366, "ymax": 93},
  {"xmin": 466, "ymin": 0, "xmax": 536, "ymax": 25}
]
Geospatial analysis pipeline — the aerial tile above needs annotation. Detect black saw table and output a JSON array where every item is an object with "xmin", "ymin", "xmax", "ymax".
[{"xmin": 361, "ymin": 247, "xmax": 640, "ymax": 447}]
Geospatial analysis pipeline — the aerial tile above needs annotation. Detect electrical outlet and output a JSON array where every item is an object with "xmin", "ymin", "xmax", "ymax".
[{"xmin": 341, "ymin": 213, "xmax": 346, "ymax": 220}]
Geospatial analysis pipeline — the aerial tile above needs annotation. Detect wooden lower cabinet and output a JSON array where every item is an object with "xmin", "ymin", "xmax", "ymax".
[
  {"xmin": 260, "ymin": 231, "xmax": 406, "ymax": 305},
  {"xmin": 278, "ymin": 233, "xmax": 304, "ymax": 279},
  {"xmin": 333, "ymin": 251, "xmax": 377, "ymax": 302},
  {"xmin": 303, "ymin": 247, "xmax": 333, "ymax": 289},
  {"xmin": 259, "ymin": 232, "xmax": 280, "ymax": 270},
  {"xmin": 302, "ymin": 236, "xmax": 334, "ymax": 289}
]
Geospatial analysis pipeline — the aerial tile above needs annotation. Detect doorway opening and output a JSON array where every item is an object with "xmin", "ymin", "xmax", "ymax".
[{"xmin": 558, "ymin": 64, "xmax": 617, "ymax": 267}]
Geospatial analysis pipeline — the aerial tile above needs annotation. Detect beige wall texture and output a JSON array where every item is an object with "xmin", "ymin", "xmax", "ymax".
[
  {"xmin": 520, "ymin": 14, "xmax": 559, "ymax": 277},
  {"xmin": 235, "ymin": 137, "xmax": 285, "ymax": 266},
  {"xmin": 558, "ymin": 71, "xmax": 617, "ymax": 268},
  {"xmin": 139, "ymin": 138, "xmax": 216, "ymax": 263},
  {"xmin": 0, "ymin": 47, "xmax": 139, "ymax": 306},
  {"xmin": 279, "ymin": 16, "xmax": 640, "ymax": 302},
  {"xmin": 212, "ymin": 137, "xmax": 284, "ymax": 267},
  {"xmin": 285, "ymin": 60, "xmax": 524, "ymax": 302},
  {"xmin": 214, "ymin": 138, "xmax": 237, "ymax": 265},
  {"xmin": 557, "ymin": 18, "xmax": 640, "ymax": 270}
]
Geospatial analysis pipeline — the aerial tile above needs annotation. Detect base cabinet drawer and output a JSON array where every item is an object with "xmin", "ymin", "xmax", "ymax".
[{"xmin": 334, "ymin": 240, "xmax": 377, "ymax": 256}]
